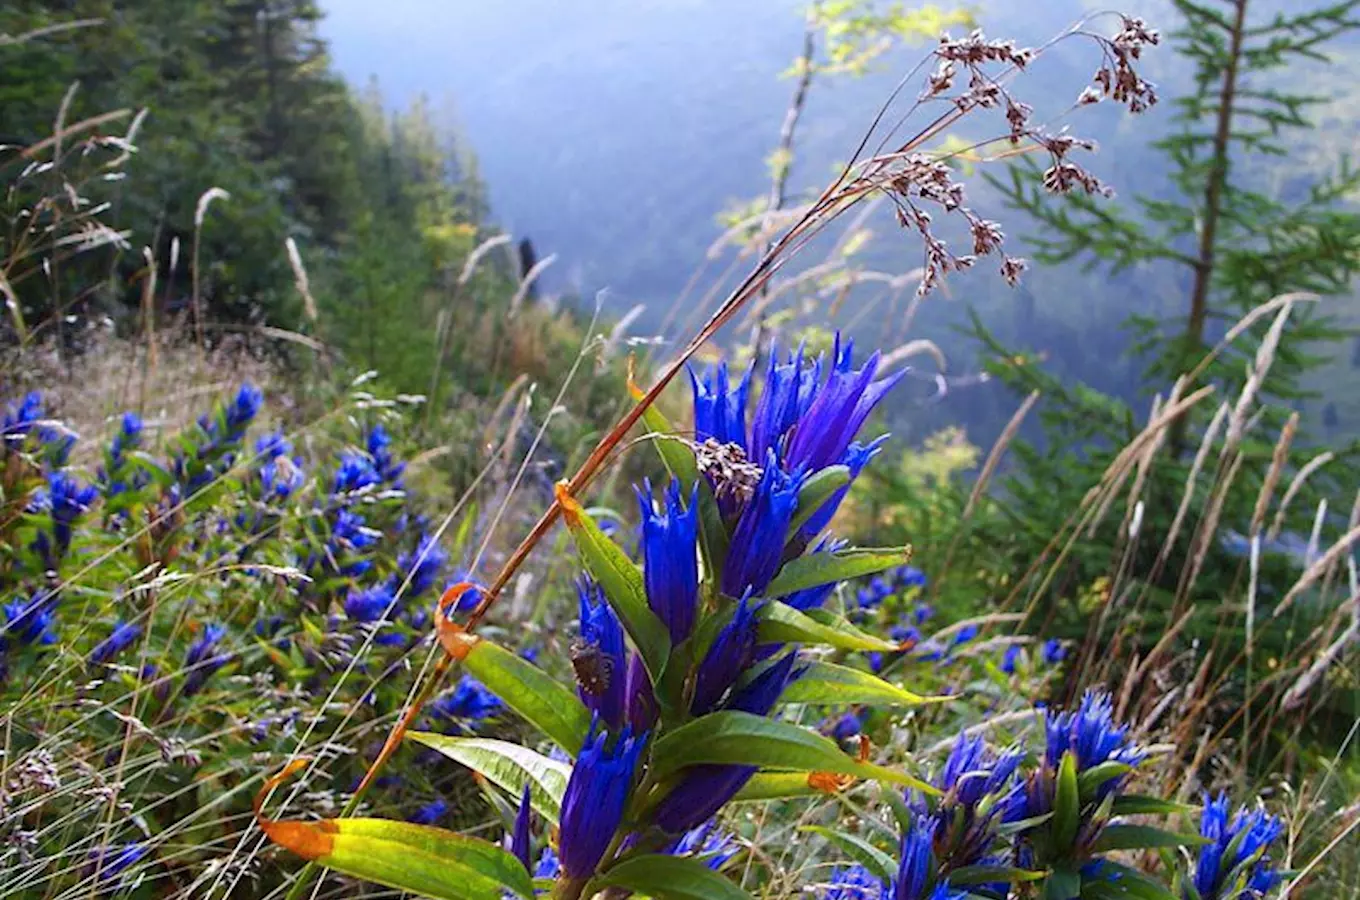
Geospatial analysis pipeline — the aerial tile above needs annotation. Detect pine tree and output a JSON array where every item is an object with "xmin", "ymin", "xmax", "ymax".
[{"xmin": 971, "ymin": 1, "xmax": 1360, "ymax": 641}]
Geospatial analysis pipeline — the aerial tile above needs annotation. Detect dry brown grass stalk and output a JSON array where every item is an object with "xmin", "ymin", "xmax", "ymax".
[
  {"xmin": 1267, "ymin": 450, "xmax": 1336, "ymax": 543},
  {"xmin": 1178, "ymin": 448, "xmax": 1247, "ymax": 607},
  {"xmin": 965, "ymin": 389, "xmax": 1040, "ymax": 518},
  {"xmin": 507, "ymin": 253, "xmax": 557, "ymax": 316},
  {"xmin": 1275, "ymin": 523, "xmax": 1360, "ymax": 619},
  {"xmin": 1252, "ymin": 411, "xmax": 1299, "ymax": 537},
  {"xmin": 1281, "ymin": 591, "xmax": 1359, "ymax": 709}
]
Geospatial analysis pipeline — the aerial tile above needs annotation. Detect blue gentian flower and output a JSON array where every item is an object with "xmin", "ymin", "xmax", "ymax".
[
  {"xmin": 2, "ymin": 392, "xmax": 44, "ymax": 448},
  {"xmin": 575, "ymin": 577, "xmax": 627, "ymax": 729},
  {"xmin": 827, "ymin": 710, "xmax": 863, "ymax": 742},
  {"xmin": 394, "ymin": 534, "xmax": 448, "ymax": 599},
  {"xmin": 691, "ymin": 336, "xmax": 903, "ymax": 543},
  {"xmin": 825, "ymin": 864, "xmax": 887, "ymax": 900},
  {"xmin": 928, "ymin": 732, "xmax": 1024, "ymax": 876},
  {"xmin": 1000, "ymin": 644, "xmax": 1021, "ymax": 674},
  {"xmin": 783, "ymin": 336, "xmax": 906, "ymax": 474},
  {"xmin": 672, "ymin": 821, "xmax": 740, "ymax": 870},
  {"xmin": 253, "ymin": 431, "xmax": 304, "ymax": 501},
  {"xmin": 1015, "ymin": 691, "xmax": 1147, "ymax": 845},
  {"xmin": 333, "ymin": 451, "xmax": 380, "ymax": 495},
  {"xmin": 428, "ymin": 674, "xmax": 502, "ymax": 729},
  {"xmin": 2, "ymin": 591, "xmax": 59, "ymax": 647},
  {"xmin": 691, "ymin": 595, "xmax": 760, "ymax": 714},
  {"xmin": 722, "ymin": 453, "xmax": 806, "ymax": 596},
  {"xmin": 113, "ymin": 411, "xmax": 143, "ymax": 455},
  {"xmin": 225, "ymin": 383, "xmax": 264, "ymax": 437},
  {"xmin": 36, "ymin": 470, "xmax": 98, "ymax": 564},
  {"xmin": 636, "ymin": 479, "xmax": 699, "ymax": 645},
  {"xmin": 951, "ymin": 624, "xmax": 980, "ymax": 647},
  {"xmin": 1192, "ymin": 793, "xmax": 1284, "ymax": 900},
  {"xmin": 183, "ymin": 623, "xmax": 229, "ymax": 696},
  {"xmin": 690, "ymin": 360, "xmax": 752, "ymax": 449},
  {"xmin": 86, "ymin": 842, "xmax": 147, "ymax": 883},
  {"xmin": 367, "ymin": 424, "xmax": 406, "ymax": 484},
  {"xmin": 1044, "ymin": 690, "xmax": 1147, "ymax": 775},
  {"xmin": 510, "ymin": 782, "xmax": 533, "ymax": 870},
  {"xmin": 558, "ymin": 719, "xmax": 646, "ymax": 879},
  {"xmin": 1042, "ymin": 639, "xmax": 1067, "ymax": 665},
  {"xmin": 749, "ymin": 343, "xmax": 820, "ymax": 463},
  {"xmin": 895, "ymin": 813, "xmax": 938, "ymax": 900},
  {"xmin": 896, "ymin": 566, "xmax": 928, "ymax": 590},
  {"xmin": 653, "ymin": 652, "xmax": 803, "ymax": 833},
  {"xmin": 534, "ymin": 846, "xmax": 561, "ymax": 880},
  {"xmin": 409, "ymin": 798, "xmax": 448, "ymax": 825},
  {"xmin": 89, "ymin": 621, "xmax": 142, "ymax": 666},
  {"xmin": 345, "ymin": 584, "xmax": 396, "ymax": 623},
  {"xmin": 624, "ymin": 652, "xmax": 658, "ymax": 731}
]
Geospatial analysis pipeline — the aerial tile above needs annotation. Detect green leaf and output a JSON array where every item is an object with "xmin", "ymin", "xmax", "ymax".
[
  {"xmin": 778, "ymin": 660, "xmax": 944, "ymax": 707},
  {"xmin": 1077, "ymin": 762, "xmax": 1133, "ymax": 801},
  {"xmin": 879, "ymin": 783, "xmax": 918, "ymax": 833},
  {"xmin": 1110, "ymin": 795, "xmax": 1200, "ymax": 817},
  {"xmin": 997, "ymin": 812, "xmax": 1053, "ymax": 836},
  {"xmin": 730, "ymin": 772, "xmax": 824, "ymax": 802},
  {"xmin": 1043, "ymin": 866, "xmax": 1083, "ymax": 900},
  {"xmin": 787, "ymin": 465, "xmax": 850, "ymax": 537},
  {"xmin": 757, "ymin": 601, "xmax": 897, "ymax": 652},
  {"xmin": 1090, "ymin": 824, "xmax": 1210, "ymax": 853},
  {"xmin": 406, "ymin": 734, "xmax": 570, "ymax": 824},
  {"xmin": 559, "ymin": 496, "xmax": 671, "ymax": 679},
  {"xmin": 1054, "ymin": 750, "xmax": 1080, "ymax": 850},
  {"xmin": 461, "ymin": 639, "xmax": 590, "ymax": 753},
  {"xmin": 1081, "ymin": 861, "xmax": 1180, "ymax": 900},
  {"xmin": 266, "ymin": 817, "xmax": 533, "ymax": 900},
  {"xmin": 764, "ymin": 546, "xmax": 912, "ymax": 598},
  {"xmin": 799, "ymin": 825, "xmax": 896, "ymax": 884},
  {"xmin": 649, "ymin": 711, "xmax": 936, "ymax": 794},
  {"xmin": 596, "ymin": 854, "xmax": 754, "ymax": 900},
  {"xmin": 950, "ymin": 865, "xmax": 1045, "ymax": 886}
]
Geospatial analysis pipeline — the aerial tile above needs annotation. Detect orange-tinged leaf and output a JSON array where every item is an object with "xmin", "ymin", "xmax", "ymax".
[{"xmin": 256, "ymin": 763, "xmax": 533, "ymax": 900}]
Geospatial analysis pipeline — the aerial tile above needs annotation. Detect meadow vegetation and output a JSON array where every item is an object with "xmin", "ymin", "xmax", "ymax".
[{"xmin": 1, "ymin": 2, "xmax": 1357, "ymax": 899}]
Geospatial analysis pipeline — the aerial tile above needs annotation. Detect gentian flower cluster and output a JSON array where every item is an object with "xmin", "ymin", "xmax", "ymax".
[
  {"xmin": 29, "ymin": 470, "xmax": 98, "ymax": 569},
  {"xmin": 1190, "ymin": 794, "xmax": 1284, "ymax": 900},
  {"xmin": 173, "ymin": 383, "xmax": 263, "ymax": 492}
]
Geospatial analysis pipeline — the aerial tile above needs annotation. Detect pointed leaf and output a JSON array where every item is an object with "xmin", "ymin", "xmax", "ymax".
[
  {"xmin": 1077, "ymin": 762, "xmax": 1133, "ymax": 801},
  {"xmin": 1090, "ymin": 825, "xmax": 1210, "ymax": 853},
  {"xmin": 556, "ymin": 484, "xmax": 670, "ymax": 678},
  {"xmin": 406, "ymin": 734, "xmax": 570, "ymax": 824},
  {"xmin": 757, "ymin": 601, "xmax": 897, "ymax": 652},
  {"xmin": 1054, "ymin": 750, "xmax": 1080, "ymax": 850},
  {"xmin": 649, "ymin": 711, "xmax": 936, "ymax": 794},
  {"xmin": 1043, "ymin": 867, "xmax": 1082, "ymax": 900},
  {"xmin": 597, "ymin": 854, "xmax": 754, "ymax": 900},
  {"xmin": 778, "ymin": 661, "xmax": 945, "ymax": 707},
  {"xmin": 764, "ymin": 546, "xmax": 911, "ymax": 598},
  {"xmin": 800, "ymin": 825, "xmax": 896, "ymax": 884},
  {"xmin": 731, "ymin": 772, "xmax": 825, "ymax": 803},
  {"xmin": 787, "ymin": 466, "xmax": 850, "ymax": 538},
  {"xmin": 1081, "ymin": 861, "xmax": 1180, "ymax": 900},
  {"xmin": 949, "ymin": 865, "xmax": 1045, "ymax": 886},
  {"xmin": 1110, "ymin": 795, "xmax": 1200, "ymax": 817},
  {"xmin": 261, "ymin": 816, "xmax": 533, "ymax": 900},
  {"xmin": 461, "ymin": 639, "xmax": 590, "ymax": 753}
]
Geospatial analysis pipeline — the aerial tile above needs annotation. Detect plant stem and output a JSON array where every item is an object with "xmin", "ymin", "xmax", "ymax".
[{"xmin": 1171, "ymin": 0, "xmax": 1248, "ymax": 455}]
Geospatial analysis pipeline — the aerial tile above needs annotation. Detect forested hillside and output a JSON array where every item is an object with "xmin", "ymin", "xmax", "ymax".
[{"xmin": 1, "ymin": 1, "xmax": 512, "ymax": 393}]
